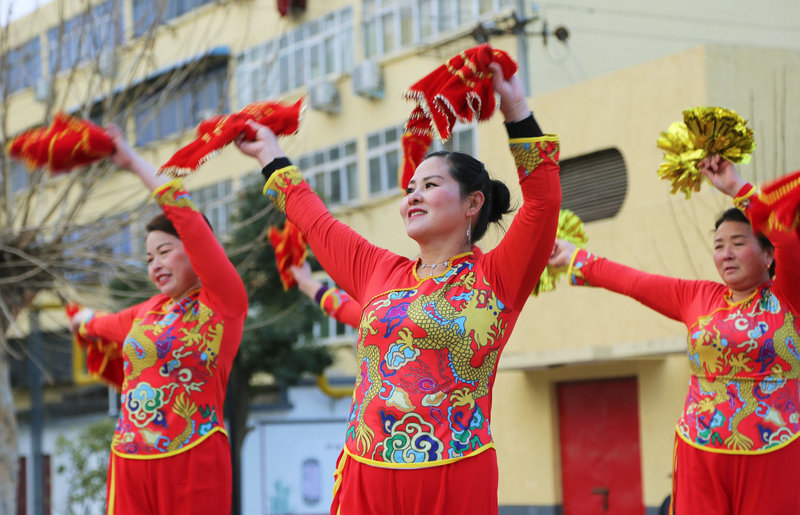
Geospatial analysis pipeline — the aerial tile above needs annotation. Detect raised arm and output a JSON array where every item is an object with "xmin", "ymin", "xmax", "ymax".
[
  {"xmin": 236, "ymin": 123, "xmax": 396, "ymax": 302},
  {"xmin": 483, "ymin": 63, "xmax": 561, "ymax": 310}
]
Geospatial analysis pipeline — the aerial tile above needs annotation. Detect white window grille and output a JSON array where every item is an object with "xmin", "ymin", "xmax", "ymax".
[
  {"xmin": 235, "ymin": 7, "xmax": 355, "ymax": 106},
  {"xmin": 366, "ymin": 125, "xmax": 403, "ymax": 196},
  {"xmin": 361, "ymin": 0, "xmax": 514, "ymax": 59},
  {"xmin": 296, "ymin": 141, "xmax": 359, "ymax": 207}
]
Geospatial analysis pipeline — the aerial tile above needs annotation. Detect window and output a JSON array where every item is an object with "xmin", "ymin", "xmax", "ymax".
[
  {"xmin": 47, "ymin": 0, "xmax": 124, "ymax": 74},
  {"xmin": 430, "ymin": 122, "xmax": 476, "ymax": 155},
  {"xmin": 361, "ymin": 0, "xmax": 514, "ymax": 59},
  {"xmin": 3, "ymin": 37, "xmax": 41, "ymax": 94},
  {"xmin": 133, "ymin": 0, "xmax": 215, "ymax": 37},
  {"xmin": 297, "ymin": 141, "xmax": 358, "ymax": 206},
  {"xmin": 192, "ymin": 179, "xmax": 234, "ymax": 237},
  {"xmin": 235, "ymin": 7, "xmax": 354, "ymax": 105},
  {"xmin": 8, "ymin": 160, "xmax": 30, "ymax": 194},
  {"xmin": 560, "ymin": 148, "xmax": 628, "ymax": 223},
  {"xmin": 366, "ymin": 125, "xmax": 403, "ymax": 196},
  {"xmin": 134, "ymin": 65, "xmax": 228, "ymax": 146}
]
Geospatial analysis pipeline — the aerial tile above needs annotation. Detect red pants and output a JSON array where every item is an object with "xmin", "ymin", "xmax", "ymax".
[
  {"xmin": 672, "ymin": 434, "xmax": 800, "ymax": 514},
  {"xmin": 331, "ymin": 447, "xmax": 498, "ymax": 515},
  {"xmin": 106, "ymin": 432, "xmax": 232, "ymax": 515}
]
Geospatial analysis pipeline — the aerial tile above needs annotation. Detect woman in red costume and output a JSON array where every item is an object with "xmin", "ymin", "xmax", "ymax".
[
  {"xmin": 549, "ymin": 155, "xmax": 800, "ymax": 514},
  {"xmin": 69, "ymin": 126, "xmax": 248, "ymax": 515},
  {"xmin": 236, "ymin": 63, "xmax": 561, "ymax": 514}
]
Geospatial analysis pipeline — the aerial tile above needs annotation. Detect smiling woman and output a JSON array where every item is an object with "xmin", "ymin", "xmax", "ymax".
[
  {"xmin": 67, "ymin": 124, "xmax": 247, "ymax": 515},
  {"xmin": 548, "ymin": 156, "xmax": 800, "ymax": 513},
  {"xmin": 235, "ymin": 59, "xmax": 561, "ymax": 514}
]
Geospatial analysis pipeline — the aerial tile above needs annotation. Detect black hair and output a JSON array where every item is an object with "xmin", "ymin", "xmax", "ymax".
[
  {"xmin": 145, "ymin": 212, "xmax": 213, "ymax": 239},
  {"xmin": 423, "ymin": 150, "xmax": 513, "ymax": 243},
  {"xmin": 714, "ymin": 207, "xmax": 775, "ymax": 277}
]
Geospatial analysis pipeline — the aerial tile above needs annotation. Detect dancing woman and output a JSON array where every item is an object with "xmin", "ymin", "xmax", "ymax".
[
  {"xmin": 236, "ymin": 62, "xmax": 560, "ymax": 514},
  {"xmin": 549, "ymin": 155, "xmax": 800, "ymax": 513},
  {"xmin": 69, "ymin": 126, "xmax": 247, "ymax": 514}
]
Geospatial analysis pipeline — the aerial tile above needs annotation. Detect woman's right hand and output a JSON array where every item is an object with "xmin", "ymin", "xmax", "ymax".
[
  {"xmin": 235, "ymin": 121, "xmax": 286, "ymax": 168},
  {"xmin": 698, "ymin": 154, "xmax": 748, "ymax": 198},
  {"xmin": 488, "ymin": 61, "xmax": 529, "ymax": 123},
  {"xmin": 549, "ymin": 238, "xmax": 577, "ymax": 268}
]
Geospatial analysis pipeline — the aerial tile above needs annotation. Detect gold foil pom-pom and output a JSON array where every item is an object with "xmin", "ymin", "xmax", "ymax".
[
  {"xmin": 683, "ymin": 106, "xmax": 755, "ymax": 164},
  {"xmin": 656, "ymin": 107, "xmax": 754, "ymax": 198},
  {"xmin": 532, "ymin": 209, "xmax": 588, "ymax": 296}
]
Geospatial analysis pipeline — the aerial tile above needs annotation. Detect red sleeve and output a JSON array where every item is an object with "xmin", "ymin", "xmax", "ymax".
[
  {"xmin": 80, "ymin": 303, "xmax": 146, "ymax": 390},
  {"xmin": 152, "ymin": 179, "xmax": 248, "ymax": 316},
  {"xmin": 263, "ymin": 166, "xmax": 404, "ymax": 303},
  {"xmin": 320, "ymin": 287, "xmax": 361, "ymax": 328},
  {"xmin": 736, "ymin": 183, "xmax": 800, "ymax": 315},
  {"xmin": 484, "ymin": 136, "xmax": 561, "ymax": 311},
  {"xmin": 568, "ymin": 248, "xmax": 722, "ymax": 323}
]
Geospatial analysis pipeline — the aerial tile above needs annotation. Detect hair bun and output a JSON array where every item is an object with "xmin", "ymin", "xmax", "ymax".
[{"xmin": 487, "ymin": 179, "xmax": 511, "ymax": 223}]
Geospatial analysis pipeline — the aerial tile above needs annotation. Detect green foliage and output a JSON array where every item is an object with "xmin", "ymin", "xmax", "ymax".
[
  {"xmin": 55, "ymin": 416, "xmax": 116, "ymax": 515},
  {"xmin": 228, "ymin": 183, "xmax": 332, "ymax": 384}
]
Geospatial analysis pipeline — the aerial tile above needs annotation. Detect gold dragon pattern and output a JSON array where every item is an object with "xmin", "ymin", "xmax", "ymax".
[
  {"xmin": 690, "ymin": 297, "xmax": 799, "ymax": 451},
  {"xmin": 350, "ymin": 268, "xmax": 507, "ymax": 455}
]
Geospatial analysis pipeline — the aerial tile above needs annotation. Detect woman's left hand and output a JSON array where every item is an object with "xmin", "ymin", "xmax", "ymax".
[
  {"xmin": 489, "ymin": 61, "xmax": 529, "ymax": 123},
  {"xmin": 698, "ymin": 154, "xmax": 748, "ymax": 197}
]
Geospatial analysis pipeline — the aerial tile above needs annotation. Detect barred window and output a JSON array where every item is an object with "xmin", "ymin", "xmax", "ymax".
[
  {"xmin": 192, "ymin": 179, "xmax": 234, "ymax": 237},
  {"xmin": 312, "ymin": 276, "xmax": 357, "ymax": 345},
  {"xmin": 47, "ymin": 0, "xmax": 124, "ymax": 74},
  {"xmin": 362, "ymin": 0, "xmax": 514, "ymax": 59},
  {"xmin": 559, "ymin": 148, "xmax": 627, "ymax": 223},
  {"xmin": 133, "ymin": 0, "xmax": 215, "ymax": 37},
  {"xmin": 367, "ymin": 125, "xmax": 403, "ymax": 196},
  {"xmin": 3, "ymin": 37, "xmax": 41, "ymax": 94},
  {"xmin": 297, "ymin": 141, "xmax": 359, "ymax": 206},
  {"xmin": 235, "ymin": 7, "xmax": 354, "ymax": 105},
  {"xmin": 134, "ymin": 65, "xmax": 228, "ymax": 146}
]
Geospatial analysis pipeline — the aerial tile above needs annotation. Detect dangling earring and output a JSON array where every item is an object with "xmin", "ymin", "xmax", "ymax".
[{"xmin": 466, "ymin": 217, "xmax": 472, "ymax": 242}]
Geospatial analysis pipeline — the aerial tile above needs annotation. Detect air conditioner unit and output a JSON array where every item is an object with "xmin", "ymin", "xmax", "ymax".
[
  {"xmin": 308, "ymin": 81, "xmax": 340, "ymax": 114},
  {"xmin": 34, "ymin": 77, "xmax": 51, "ymax": 102},
  {"xmin": 352, "ymin": 60, "xmax": 384, "ymax": 100}
]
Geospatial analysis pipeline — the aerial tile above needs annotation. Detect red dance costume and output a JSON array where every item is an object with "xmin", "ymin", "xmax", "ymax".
[
  {"xmin": 78, "ymin": 179, "xmax": 247, "ymax": 514},
  {"xmin": 567, "ymin": 185, "xmax": 800, "ymax": 513},
  {"xmin": 263, "ymin": 128, "xmax": 561, "ymax": 514}
]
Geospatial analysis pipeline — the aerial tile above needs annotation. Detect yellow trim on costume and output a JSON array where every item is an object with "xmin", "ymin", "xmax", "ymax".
[
  {"xmin": 675, "ymin": 424, "xmax": 800, "ymax": 455},
  {"xmin": 410, "ymin": 250, "xmax": 474, "ymax": 283},
  {"xmin": 261, "ymin": 164, "xmax": 299, "ymax": 196},
  {"xmin": 343, "ymin": 441, "xmax": 496, "ymax": 469},
  {"xmin": 151, "ymin": 177, "xmax": 183, "ymax": 198},
  {"xmin": 732, "ymin": 184, "xmax": 758, "ymax": 211},
  {"xmin": 331, "ymin": 451, "xmax": 347, "ymax": 507},
  {"xmin": 565, "ymin": 247, "xmax": 582, "ymax": 281},
  {"xmin": 111, "ymin": 426, "xmax": 228, "ymax": 460},
  {"xmin": 507, "ymin": 134, "xmax": 559, "ymax": 144}
]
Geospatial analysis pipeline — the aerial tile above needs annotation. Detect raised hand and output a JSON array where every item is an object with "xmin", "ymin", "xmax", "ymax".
[
  {"xmin": 235, "ymin": 120, "xmax": 286, "ymax": 168},
  {"xmin": 488, "ymin": 61, "xmax": 529, "ymax": 123},
  {"xmin": 548, "ymin": 238, "xmax": 577, "ymax": 268},
  {"xmin": 698, "ymin": 154, "xmax": 748, "ymax": 198}
]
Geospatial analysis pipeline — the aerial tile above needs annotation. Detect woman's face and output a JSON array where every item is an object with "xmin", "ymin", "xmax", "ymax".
[
  {"xmin": 146, "ymin": 230, "xmax": 200, "ymax": 299},
  {"xmin": 399, "ymin": 157, "xmax": 472, "ymax": 244},
  {"xmin": 713, "ymin": 220, "xmax": 773, "ymax": 293}
]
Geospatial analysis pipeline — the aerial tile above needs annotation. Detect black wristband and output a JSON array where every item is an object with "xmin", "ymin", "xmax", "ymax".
[
  {"xmin": 261, "ymin": 157, "xmax": 294, "ymax": 182},
  {"xmin": 505, "ymin": 114, "xmax": 543, "ymax": 139},
  {"xmin": 313, "ymin": 285, "xmax": 330, "ymax": 305}
]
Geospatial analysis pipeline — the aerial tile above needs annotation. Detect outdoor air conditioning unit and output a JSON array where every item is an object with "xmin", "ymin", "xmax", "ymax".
[
  {"xmin": 308, "ymin": 81, "xmax": 340, "ymax": 114},
  {"xmin": 352, "ymin": 60, "xmax": 384, "ymax": 100}
]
